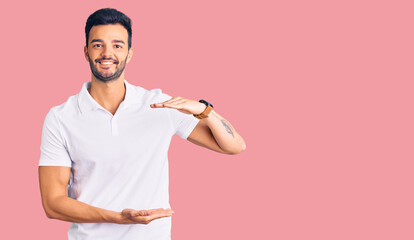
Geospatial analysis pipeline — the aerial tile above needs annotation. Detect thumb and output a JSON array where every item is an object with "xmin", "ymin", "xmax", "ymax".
[{"xmin": 121, "ymin": 208, "xmax": 135, "ymax": 217}]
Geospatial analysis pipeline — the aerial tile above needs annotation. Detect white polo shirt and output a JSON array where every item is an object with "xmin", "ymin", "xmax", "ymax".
[{"xmin": 39, "ymin": 79, "xmax": 200, "ymax": 240}]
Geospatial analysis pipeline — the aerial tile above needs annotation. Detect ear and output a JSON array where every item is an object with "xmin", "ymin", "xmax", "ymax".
[
  {"xmin": 126, "ymin": 47, "xmax": 134, "ymax": 64},
  {"xmin": 84, "ymin": 46, "xmax": 89, "ymax": 62}
]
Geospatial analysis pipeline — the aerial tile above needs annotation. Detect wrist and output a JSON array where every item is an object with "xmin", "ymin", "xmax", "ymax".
[
  {"xmin": 196, "ymin": 102, "xmax": 207, "ymax": 115},
  {"xmin": 193, "ymin": 99, "xmax": 214, "ymax": 119},
  {"xmin": 105, "ymin": 210, "xmax": 125, "ymax": 224}
]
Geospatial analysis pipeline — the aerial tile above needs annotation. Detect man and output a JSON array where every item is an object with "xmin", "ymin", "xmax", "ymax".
[{"xmin": 39, "ymin": 8, "xmax": 246, "ymax": 240}]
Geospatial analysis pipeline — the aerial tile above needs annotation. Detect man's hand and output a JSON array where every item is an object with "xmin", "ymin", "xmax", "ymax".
[
  {"xmin": 150, "ymin": 97, "xmax": 206, "ymax": 115},
  {"xmin": 119, "ymin": 208, "xmax": 174, "ymax": 224}
]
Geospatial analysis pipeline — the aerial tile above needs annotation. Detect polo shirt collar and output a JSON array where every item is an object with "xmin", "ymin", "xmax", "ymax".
[{"xmin": 77, "ymin": 79, "xmax": 142, "ymax": 114}]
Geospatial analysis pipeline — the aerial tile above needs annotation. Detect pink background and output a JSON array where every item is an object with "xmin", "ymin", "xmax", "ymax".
[{"xmin": 1, "ymin": 0, "xmax": 413, "ymax": 239}]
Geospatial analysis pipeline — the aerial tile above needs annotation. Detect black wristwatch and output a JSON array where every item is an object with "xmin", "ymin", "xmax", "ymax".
[
  {"xmin": 199, "ymin": 99, "xmax": 213, "ymax": 108},
  {"xmin": 193, "ymin": 99, "xmax": 214, "ymax": 119}
]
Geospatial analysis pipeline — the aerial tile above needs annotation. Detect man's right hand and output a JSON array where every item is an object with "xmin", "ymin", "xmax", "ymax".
[
  {"xmin": 119, "ymin": 208, "xmax": 174, "ymax": 224},
  {"xmin": 39, "ymin": 166, "xmax": 174, "ymax": 225}
]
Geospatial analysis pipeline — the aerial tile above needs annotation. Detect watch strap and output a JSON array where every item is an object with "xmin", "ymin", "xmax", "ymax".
[{"xmin": 193, "ymin": 105, "xmax": 213, "ymax": 119}]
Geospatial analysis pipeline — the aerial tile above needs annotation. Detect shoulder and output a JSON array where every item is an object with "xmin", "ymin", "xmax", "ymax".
[
  {"xmin": 45, "ymin": 93, "xmax": 79, "ymax": 120},
  {"xmin": 128, "ymin": 83, "xmax": 173, "ymax": 103},
  {"xmin": 147, "ymin": 88, "xmax": 173, "ymax": 102}
]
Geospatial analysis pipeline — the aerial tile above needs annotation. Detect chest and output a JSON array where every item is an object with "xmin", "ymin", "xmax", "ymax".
[{"xmin": 60, "ymin": 109, "xmax": 174, "ymax": 171}]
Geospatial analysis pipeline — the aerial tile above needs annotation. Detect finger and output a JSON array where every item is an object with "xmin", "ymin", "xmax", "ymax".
[
  {"xmin": 154, "ymin": 208, "xmax": 174, "ymax": 215},
  {"xmin": 127, "ymin": 215, "xmax": 152, "ymax": 224},
  {"xmin": 150, "ymin": 100, "xmax": 191, "ymax": 110},
  {"xmin": 147, "ymin": 208, "xmax": 165, "ymax": 213},
  {"xmin": 131, "ymin": 210, "xmax": 149, "ymax": 217},
  {"xmin": 163, "ymin": 102, "xmax": 187, "ymax": 109},
  {"xmin": 150, "ymin": 103, "xmax": 164, "ymax": 108},
  {"xmin": 169, "ymin": 99, "xmax": 186, "ymax": 105},
  {"xmin": 146, "ymin": 208, "xmax": 173, "ymax": 216},
  {"xmin": 146, "ymin": 208, "xmax": 163, "ymax": 215},
  {"xmin": 152, "ymin": 97, "xmax": 182, "ymax": 106},
  {"xmin": 128, "ymin": 209, "xmax": 173, "ymax": 224},
  {"xmin": 151, "ymin": 103, "xmax": 180, "ymax": 109},
  {"xmin": 149, "ymin": 210, "xmax": 174, "ymax": 221},
  {"xmin": 150, "ymin": 102, "xmax": 178, "ymax": 108},
  {"xmin": 165, "ymin": 97, "xmax": 183, "ymax": 104}
]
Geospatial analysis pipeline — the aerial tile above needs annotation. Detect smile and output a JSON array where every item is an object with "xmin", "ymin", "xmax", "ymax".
[
  {"xmin": 96, "ymin": 58, "xmax": 119, "ymax": 65},
  {"xmin": 99, "ymin": 61, "xmax": 116, "ymax": 65}
]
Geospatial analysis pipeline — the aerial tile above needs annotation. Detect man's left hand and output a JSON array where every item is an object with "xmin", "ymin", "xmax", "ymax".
[{"xmin": 150, "ymin": 97, "xmax": 206, "ymax": 115}]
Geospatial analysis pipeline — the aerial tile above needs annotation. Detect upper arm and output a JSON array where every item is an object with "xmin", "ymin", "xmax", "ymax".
[
  {"xmin": 187, "ymin": 120, "xmax": 229, "ymax": 154},
  {"xmin": 38, "ymin": 166, "xmax": 71, "ymax": 216}
]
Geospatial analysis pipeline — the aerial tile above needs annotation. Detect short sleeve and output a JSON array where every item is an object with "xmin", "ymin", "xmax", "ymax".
[
  {"xmin": 160, "ymin": 92, "xmax": 200, "ymax": 140},
  {"xmin": 39, "ymin": 108, "xmax": 72, "ymax": 167}
]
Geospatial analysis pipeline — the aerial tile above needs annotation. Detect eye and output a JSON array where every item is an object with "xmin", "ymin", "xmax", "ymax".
[
  {"xmin": 115, "ymin": 45, "xmax": 122, "ymax": 49},
  {"xmin": 93, "ymin": 44, "xmax": 102, "ymax": 48}
]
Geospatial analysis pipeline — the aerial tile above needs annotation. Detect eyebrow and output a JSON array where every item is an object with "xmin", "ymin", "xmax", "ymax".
[{"xmin": 90, "ymin": 39, "xmax": 126, "ymax": 45}]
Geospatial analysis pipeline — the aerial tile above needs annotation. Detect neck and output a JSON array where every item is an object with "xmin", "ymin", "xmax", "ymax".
[{"xmin": 88, "ymin": 76, "xmax": 126, "ymax": 115}]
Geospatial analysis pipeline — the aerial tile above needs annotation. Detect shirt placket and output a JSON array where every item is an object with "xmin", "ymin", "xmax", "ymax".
[{"xmin": 111, "ymin": 113, "xmax": 119, "ymax": 136}]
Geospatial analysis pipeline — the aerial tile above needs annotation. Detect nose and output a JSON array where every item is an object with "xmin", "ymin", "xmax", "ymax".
[{"xmin": 101, "ymin": 46, "xmax": 113, "ymax": 59}]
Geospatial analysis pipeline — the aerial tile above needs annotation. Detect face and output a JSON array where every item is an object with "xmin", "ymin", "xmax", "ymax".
[{"xmin": 84, "ymin": 24, "xmax": 133, "ymax": 82}]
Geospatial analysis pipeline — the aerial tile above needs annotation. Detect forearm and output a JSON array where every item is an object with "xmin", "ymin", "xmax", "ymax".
[
  {"xmin": 43, "ymin": 195, "xmax": 123, "ymax": 224},
  {"xmin": 202, "ymin": 110, "xmax": 246, "ymax": 154},
  {"xmin": 39, "ymin": 166, "xmax": 172, "ymax": 225}
]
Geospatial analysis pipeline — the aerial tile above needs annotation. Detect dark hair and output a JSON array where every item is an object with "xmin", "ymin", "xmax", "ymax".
[{"xmin": 85, "ymin": 8, "xmax": 132, "ymax": 49}]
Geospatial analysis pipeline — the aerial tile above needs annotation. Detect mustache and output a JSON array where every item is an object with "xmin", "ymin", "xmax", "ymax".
[{"xmin": 95, "ymin": 58, "xmax": 119, "ymax": 64}]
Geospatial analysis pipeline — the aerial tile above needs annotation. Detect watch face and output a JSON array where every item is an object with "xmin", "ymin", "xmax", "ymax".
[{"xmin": 199, "ymin": 99, "xmax": 213, "ymax": 108}]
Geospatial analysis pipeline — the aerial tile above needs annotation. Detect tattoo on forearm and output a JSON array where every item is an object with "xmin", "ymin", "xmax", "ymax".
[
  {"xmin": 221, "ymin": 119, "xmax": 235, "ymax": 138},
  {"xmin": 212, "ymin": 112, "xmax": 235, "ymax": 138}
]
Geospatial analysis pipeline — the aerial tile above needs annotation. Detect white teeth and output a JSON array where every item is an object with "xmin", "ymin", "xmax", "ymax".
[{"xmin": 100, "ymin": 62, "xmax": 113, "ymax": 65}]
